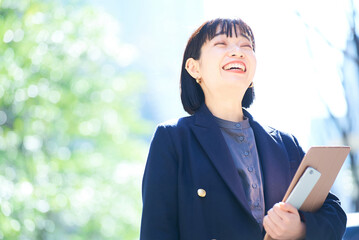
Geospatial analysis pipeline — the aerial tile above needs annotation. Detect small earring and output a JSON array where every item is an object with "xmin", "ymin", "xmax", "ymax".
[
  {"xmin": 196, "ymin": 77, "xmax": 201, "ymax": 84},
  {"xmin": 248, "ymin": 82, "xmax": 254, "ymax": 88}
]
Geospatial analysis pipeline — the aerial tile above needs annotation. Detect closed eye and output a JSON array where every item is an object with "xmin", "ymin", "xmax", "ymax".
[
  {"xmin": 242, "ymin": 44, "xmax": 253, "ymax": 49},
  {"xmin": 214, "ymin": 42, "xmax": 226, "ymax": 46}
]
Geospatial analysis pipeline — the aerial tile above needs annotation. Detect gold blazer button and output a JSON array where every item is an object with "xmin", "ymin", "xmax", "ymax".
[{"xmin": 197, "ymin": 188, "xmax": 206, "ymax": 198}]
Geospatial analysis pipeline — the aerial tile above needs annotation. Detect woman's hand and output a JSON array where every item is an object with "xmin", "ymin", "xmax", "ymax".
[{"xmin": 263, "ymin": 202, "xmax": 306, "ymax": 240}]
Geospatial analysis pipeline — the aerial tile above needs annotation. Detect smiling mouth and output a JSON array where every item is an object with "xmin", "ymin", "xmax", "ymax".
[{"xmin": 222, "ymin": 62, "xmax": 246, "ymax": 72}]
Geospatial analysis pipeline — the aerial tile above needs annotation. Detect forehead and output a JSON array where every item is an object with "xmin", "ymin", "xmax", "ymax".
[
  {"xmin": 206, "ymin": 21, "xmax": 253, "ymax": 43},
  {"xmin": 212, "ymin": 30, "xmax": 252, "ymax": 41},
  {"xmin": 194, "ymin": 19, "xmax": 256, "ymax": 53}
]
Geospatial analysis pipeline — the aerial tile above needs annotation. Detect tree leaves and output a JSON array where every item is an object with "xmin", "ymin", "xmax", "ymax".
[{"xmin": 0, "ymin": 0, "xmax": 151, "ymax": 239}]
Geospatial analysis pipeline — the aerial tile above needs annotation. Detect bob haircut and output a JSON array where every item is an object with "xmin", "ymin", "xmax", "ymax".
[{"xmin": 180, "ymin": 18, "xmax": 256, "ymax": 115}]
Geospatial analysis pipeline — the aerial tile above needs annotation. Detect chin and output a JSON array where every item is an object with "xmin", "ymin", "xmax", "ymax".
[
  {"xmin": 226, "ymin": 79, "xmax": 250, "ymax": 89},
  {"xmin": 221, "ymin": 84, "xmax": 247, "ymax": 95}
]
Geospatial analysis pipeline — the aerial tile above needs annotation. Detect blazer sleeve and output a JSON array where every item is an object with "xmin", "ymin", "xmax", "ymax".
[
  {"xmin": 301, "ymin": 193, "xmax": 347, "ymax": 240},
  {"xmin": 290, "ymin": 135, "xmax": 347, "ymax": 240},
  {"xmin": 140, "ymin": 125, "xmax": 179, "ymax": 240}
]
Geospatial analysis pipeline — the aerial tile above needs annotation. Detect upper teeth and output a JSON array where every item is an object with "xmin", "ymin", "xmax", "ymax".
[{"xmin": 223, "ymin": 63, "xmax": 246, "ymax": 71}]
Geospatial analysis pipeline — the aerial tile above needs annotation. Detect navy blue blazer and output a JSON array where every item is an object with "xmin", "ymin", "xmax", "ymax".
[{"xmin": 140, "ymin": 104, "xmax": 346, "ymax": 240}]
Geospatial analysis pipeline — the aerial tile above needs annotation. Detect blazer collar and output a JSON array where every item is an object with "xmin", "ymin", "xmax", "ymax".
[{"xmin": 191, "ymin": 104, "xmax": 291, "ymax": 213}]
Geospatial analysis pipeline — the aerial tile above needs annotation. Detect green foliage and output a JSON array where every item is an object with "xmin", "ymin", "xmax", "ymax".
[{"xmin": 0, "ymin": 0, "xmax": 152, "ymax": 239}]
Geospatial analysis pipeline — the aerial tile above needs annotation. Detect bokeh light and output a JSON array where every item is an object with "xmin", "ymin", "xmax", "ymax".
[{"xmin": 0, "ymin": 0, "xmax": 151, "ymax": 239}]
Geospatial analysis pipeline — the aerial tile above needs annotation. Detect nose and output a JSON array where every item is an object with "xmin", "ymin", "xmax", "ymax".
[{"xmin": 229, "ymin": 45, "xmax": 244, "ymax": 58}]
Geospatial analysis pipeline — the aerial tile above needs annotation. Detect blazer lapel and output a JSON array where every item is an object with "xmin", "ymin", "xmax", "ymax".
[
  {"xmin": 246, "ymin": 110, "xmax": 291, "ymax": 212},
  {"xmin": 190, "ymin": 105, "xmax": 253, "ymax": 217}
]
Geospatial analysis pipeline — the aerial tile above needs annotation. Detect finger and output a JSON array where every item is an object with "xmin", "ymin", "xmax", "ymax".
[
  {"xmin": 268, "ymin": 210, "xmax": 286, "ymax": 235},
  {"xmin": 276, "ymin": 203, "xmax": 300, "ymax": 221},
  {"xmin": 280, "ymin": 202, "xmax": 298, "ymax": 214},
  {"xmin": 263, "ymin": 215, "xmax": 280, "ymax": 239},
  {"xmin": 273, "ymin": 203, "xmax": 289, "ymax": 220},
  {"xmin": 267, "ymin": 208, "xmax": 284, "ymax": 226}
]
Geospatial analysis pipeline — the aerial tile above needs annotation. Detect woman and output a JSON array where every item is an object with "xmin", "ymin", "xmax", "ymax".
[{"xmin": 140, "ymin": 18, "xmax": 346, "ymax": 240}]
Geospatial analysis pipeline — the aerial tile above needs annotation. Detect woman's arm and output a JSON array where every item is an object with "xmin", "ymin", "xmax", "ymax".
[
  {"xmin": 140, "ymin": 125, "xmax": 179, "ymax": 240},
  {"xmin": 292, "ymin": 135, "xmax": 347, "ymax": 240},
  {"xmin": 263, "ymin": 193, "xmax": 347, "ymax": 240},
  {"xmin": 266, "ymin": 133, "xmax": 347, "ymax": 240},
  {"xmin": 300, "ymin": 192, "xmax": 347, "ymax": 240}
]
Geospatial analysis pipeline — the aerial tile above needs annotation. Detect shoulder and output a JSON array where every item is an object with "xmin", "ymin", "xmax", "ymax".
[
  {"xmin": 248, "ymin": 112, "xmax": 305, "ymax": 156},
  {"xmin": 150, "ymin": 115, "xmax": 194, "ymax": 142},
  {"xmin": 263, "ymin": 124, "xmax": 301, "ymax": 148},
  {"xmin": 268, "ymin": 125, "xmax": 305, "ymax": 159},
  {"xmin": 156, "ymin": 115, "xmax": 194, "ymax": 132},
  {"xmin": 271, "ymin": 126, "xmax": 301, "ymax": 149},
  {"xmin": 148, "ymin": 116, "xmax": 195, "ymax": 158},
  {"xmin": 267, "ymin": 126, "xmax": 298, "ymax": 143}
]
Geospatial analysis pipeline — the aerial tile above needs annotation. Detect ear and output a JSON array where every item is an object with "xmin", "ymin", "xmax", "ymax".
[{"xmin": 185, "ymin": 58, "xmax": 201, "ymax": 79}]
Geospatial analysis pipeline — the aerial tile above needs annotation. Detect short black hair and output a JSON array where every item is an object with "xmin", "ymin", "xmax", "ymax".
[{"xmin": 180, "ymin": 18, "xmax": 256, "ymax": 115}]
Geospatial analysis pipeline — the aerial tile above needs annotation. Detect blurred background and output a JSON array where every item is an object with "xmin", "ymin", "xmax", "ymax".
[{"xmin": 0, "ymin": 0, "xmax": 358, "ymax": 239}]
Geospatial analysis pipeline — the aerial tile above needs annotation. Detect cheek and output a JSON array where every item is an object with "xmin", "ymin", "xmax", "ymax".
[
  {"xmin": 249, "ymin": 55, "xmax": 257, "ymax": 72},
  {"xmin": 200, "ymin": 59, "xmax": 221, "ymax": 77},
  {"xmin": 251, "ymin": 60, "xmax": 257, "ymax": 72}
]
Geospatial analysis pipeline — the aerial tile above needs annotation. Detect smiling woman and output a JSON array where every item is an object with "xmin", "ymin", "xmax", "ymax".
[
  {"xmin": 184, "ymin": 20, "xmax": 256, "ymax": 122},
  {"xmin": 140, "ymin": 18, "xmax": 347, "ymax": 240}
]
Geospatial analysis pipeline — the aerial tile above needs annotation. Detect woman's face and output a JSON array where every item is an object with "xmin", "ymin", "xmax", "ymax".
[{"xmin": 196, "ymin": 27, "xmax": 256, "ymax": 98}]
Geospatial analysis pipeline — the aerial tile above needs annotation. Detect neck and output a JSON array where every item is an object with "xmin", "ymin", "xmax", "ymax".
[{"xmin": 205, "ymin": 97, "xmax": 244, "ymax": 122}]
